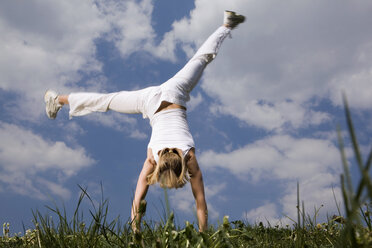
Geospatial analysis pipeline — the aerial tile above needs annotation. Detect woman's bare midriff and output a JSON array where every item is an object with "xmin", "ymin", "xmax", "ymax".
[{"xmin": 155, "ymin": 101, "xmax": 186, "ymax": 114}]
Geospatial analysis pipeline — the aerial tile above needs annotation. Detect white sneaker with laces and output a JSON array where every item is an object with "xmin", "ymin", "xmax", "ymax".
[
  {"xmin": 44, "ymin": 90, "xmax": 62, "ymax": 119},
  {"xmin": 224, "ymin": 10, "xmax": 245, "ymax": 29}
]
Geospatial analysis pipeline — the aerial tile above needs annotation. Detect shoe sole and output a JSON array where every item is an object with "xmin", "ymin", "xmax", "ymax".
[
  {"xmin": 44, "ymin": 90, "xmax": 51, "ymax": 103},
  {"xmin": 225, "ymin": 10, "xmax": 245, "ymax": 27},
  {"xmin": 44, "ymin": 90, "xmax": 58, "ymax": 103},
  {"xmin": 44, "ymin": 90, "xmax": 58, "ymax": 119}
]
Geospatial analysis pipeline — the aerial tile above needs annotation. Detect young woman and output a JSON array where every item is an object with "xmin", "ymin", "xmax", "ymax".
[{"xmin": 44, "ymin": 10, "xmax": 245, "ymax": 232}]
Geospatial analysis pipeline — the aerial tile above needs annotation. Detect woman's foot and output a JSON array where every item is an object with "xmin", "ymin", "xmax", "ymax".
[
  {"xmin": 224, "ymin": 10, "xmax": 245, "ymax": 29},
  {"xmin": 44, "ymin": 89, "xmax": 62, "ymax": 119}
]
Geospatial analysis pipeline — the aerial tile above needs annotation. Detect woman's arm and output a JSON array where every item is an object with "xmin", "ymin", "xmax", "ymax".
[
  {"xmin": 186, "ymin": 148, "xmax": 208, "ymax": 232},
  {"xmin": 131, "ymin": 148, "xmax": 156, "ymax": 231}
]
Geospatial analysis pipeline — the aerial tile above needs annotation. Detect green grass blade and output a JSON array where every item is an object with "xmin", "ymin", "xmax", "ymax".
[
  {"xmin": 297, "ymin": 182, "xmax": 300, "ymax": 230},
  {"xmin": 355, "ymin": 148, "xmax": 372, "ymax": 200},
  {"xmin": 332, "ymin": 186, "xmax": 342, "ymax": 217},
  {"xmin": 337, "ymin": 126, "xmax": 354, "ymax": 198},
  {"xmin": 342, "ymin": 94, "xmax": 364, "ymax": 169}
]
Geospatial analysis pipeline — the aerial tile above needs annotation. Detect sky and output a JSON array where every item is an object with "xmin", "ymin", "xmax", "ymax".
[{"xmin": 1, "ymin": 0, "xmax": 372, "ymax": 233}]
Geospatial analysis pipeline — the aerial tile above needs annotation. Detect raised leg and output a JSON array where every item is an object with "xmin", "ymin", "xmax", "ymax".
[
  {"xmin": 160, "ymin": 26, "xmax": 231, "ymax": 97},
  {"xmin": 45, "ymin": 86, "xmax": 155, "ymax": 120},
  {"xmin": 166, "ymin": 10, "xmax": 245, "ymax": 93},
  {"xmin": 67, "ymin": 87, "xmax": 153, "ymax": 119}
]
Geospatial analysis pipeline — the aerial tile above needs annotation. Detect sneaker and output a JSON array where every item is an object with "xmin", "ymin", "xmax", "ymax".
[
  {"xmin": 224, "ymin": 10, "xmax": 245, "ymax": 29},
  {"xmin": 44, "ymin": 90, "xmax": 62, "ymax": 119}
]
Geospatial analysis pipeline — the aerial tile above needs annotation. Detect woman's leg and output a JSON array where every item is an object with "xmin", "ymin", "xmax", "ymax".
[
  {"xmin": 45, "ymin": 87, "xmax": 155, "ymax": 119},
  {"xmin": 174, "ymin": 26, "xmax": 231, "ymax": 88},
  {"xmin": 67, "ymin": 87, "xmax": 154, "ymax": 119},
  {"xmin": 58, "ymin": 95, "xmax": 69, "ymax": 105},
  {"xmin": 162, "ymin": 11, "xmax": 244, "ymax": 94},
  {"xmin": 162, "ymin": 28, "xmax": 233, "ymax": 94},
  {"xmin": 45, "ymin": 11, "xmax": 245, "ymax": 120}
]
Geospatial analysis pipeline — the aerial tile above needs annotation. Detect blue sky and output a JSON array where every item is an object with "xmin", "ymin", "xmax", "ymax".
[{"xmin": 1, "ymin": 0, "xmax": 372, "ymax": 233}]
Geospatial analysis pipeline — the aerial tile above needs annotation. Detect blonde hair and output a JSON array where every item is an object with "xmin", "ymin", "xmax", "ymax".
[{"xmin": 147, "ymin": 148, "xmax": 189, "ymax": 188}]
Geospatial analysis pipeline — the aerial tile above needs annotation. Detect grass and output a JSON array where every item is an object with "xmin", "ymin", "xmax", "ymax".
[{"xmin": 1, "ymin": 96, "xmax": 371, "ymax": 247}]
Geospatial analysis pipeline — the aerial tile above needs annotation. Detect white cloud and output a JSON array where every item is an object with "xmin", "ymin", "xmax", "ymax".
[
  {"xmin": 155, "ymin": 0, "xmax": 372, "ymax": 131},
  {"xmin": 200, "ymin": 135, "xmax": 341, "ymax": 181},
  {"xmin": 2, "ymin": 0, "xmax": 372, "ymax": 130},
  {"xmin": 199, "ymin": 134, "xmax": 343, "ymax": 223},
  {"xmin": 211, "ymin": 99, "xmax": 331, "ymax": 132},
  {"xmin": 169, "ymin": 187, "xmax": 193, "ymax": 214},
  {"xmin": 0, "ymin": 0, "xmax": 156, "ymax": 146},
  {"xmin": 0, "ymin": 122, "xmax": 95, "ymax": 199},
  {"xmin": 329, "ymin": 68, "xmax": 372, "ymax": 109},
  {"xmin": 84, "ymin": 112, "xmax": 147, "ymax": 140},
  {"xmin": 243, "ymin": 202, "xmax": 281, "ymax": 225},
  {"xmin": 204, "ymin": 183, "xmax": 226, "ymax": 219},
  {"xmin": 187, "ymin": 92, "xmax": 203, "ymax": 112},
  {"xmin": 97, "ymin": 0, "xmax": 160, "ymax": 59},
  {"xmin": 96, "ymin": 0, "xmax": 190, "ymax": 62},
  {"xmin": 0, "ymin": 0, "xmax": 187, "ymax": 128},
  {"xmin": 0, "ymin": 0, "xmax": 108, "ymax": 120},
  {"xmin": 37, "ymin": 178, "xmax": 72, "ymax": 199},
  {"xmin": 280, "ymin": 181, "xmax": 343, "ymax": 226},
  {"xmin": 169, "ymin": 182, "xmax": 226, "ymax": 220}
]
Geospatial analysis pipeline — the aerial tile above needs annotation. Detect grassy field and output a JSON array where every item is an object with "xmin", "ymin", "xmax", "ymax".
[
  {"xmin": 0, "ymin": 202, "xmax": 371, "ymax": 247},
  {"xmin": 1, "ymin": 97, "xmax": 371, "ymax": 247}
]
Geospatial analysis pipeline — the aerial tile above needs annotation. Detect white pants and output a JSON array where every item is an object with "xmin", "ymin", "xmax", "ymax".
[{"xmin": 68, "ymin": 26, "xmax": 231, "ymax": 120}]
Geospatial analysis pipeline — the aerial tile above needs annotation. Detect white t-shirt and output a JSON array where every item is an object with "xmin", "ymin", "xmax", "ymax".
[{"xmin": 148, "ymin": 108, "xmax": 194, "ymax": 163}]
